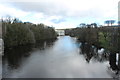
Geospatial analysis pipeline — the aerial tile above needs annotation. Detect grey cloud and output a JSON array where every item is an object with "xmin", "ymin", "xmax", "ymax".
[
  {"xmin": 8, "ymin": 2, "xmax": 67, "ymax": 16},
  {"xmin": 5, "ymin": 1, "xmax": 104, "ymax": 19}
]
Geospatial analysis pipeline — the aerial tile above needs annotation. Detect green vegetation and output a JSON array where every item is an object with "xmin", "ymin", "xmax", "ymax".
[
  {"xmin": 2, "ymin": 18, "xmax": 57, "ymax": 48},
  {"xmin": 98, "ymin": 32, "xmax": 110, "ymax": 49}
]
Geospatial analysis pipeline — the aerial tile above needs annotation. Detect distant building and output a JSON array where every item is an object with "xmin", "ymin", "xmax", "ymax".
[{"xmin": 55, "ymin": 29, "xmax": 65, "ymax": 36}]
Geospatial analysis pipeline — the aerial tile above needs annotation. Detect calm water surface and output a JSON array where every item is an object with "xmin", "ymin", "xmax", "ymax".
[{"xmin": 2, "ymin": 36, "xmax": 113, "ymax": 78}]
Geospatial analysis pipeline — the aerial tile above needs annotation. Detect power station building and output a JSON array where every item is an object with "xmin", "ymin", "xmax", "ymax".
[{"xmin": 55, "ymin": 29, "xmax": 65, "ymax": 36}]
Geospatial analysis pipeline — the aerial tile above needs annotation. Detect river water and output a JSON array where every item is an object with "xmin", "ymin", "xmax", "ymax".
[{"xmin": 2, "ymin": 36, "xmax": 115, "ymax": 78}]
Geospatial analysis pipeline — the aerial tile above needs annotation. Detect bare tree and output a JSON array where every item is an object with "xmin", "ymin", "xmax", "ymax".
[
  {"xmin": 79, "ymin": 23, "xmax": 86, "ymax": 27},
  {"xmin": 105, "ymin": 20, "xmax": 115, "ymax": 26},
  {"xmin": 110, "ymin": 20, "xmax": 115, "ymax": 26}
]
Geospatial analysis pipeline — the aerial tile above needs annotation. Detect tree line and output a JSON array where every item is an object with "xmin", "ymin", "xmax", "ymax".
[
  {"xmin": 2, "ymin": 18, "xmax": 57, "ymax": 48},
  {"xmin": 65, "ymin": 23, "xmax": 120, "ymax": 53}
]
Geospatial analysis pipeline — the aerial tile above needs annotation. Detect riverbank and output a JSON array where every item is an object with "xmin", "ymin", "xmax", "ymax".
[
  {"xmin": 65, "ymin": 26, "xmax": 120, "ymax": 77},
  {"xmin": 4, "ymin": 38, "xmax": 57, "ymax": 50}
]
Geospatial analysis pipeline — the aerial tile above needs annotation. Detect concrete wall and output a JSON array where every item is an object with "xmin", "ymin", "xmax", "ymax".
[
  {"xmin": 0, "ymin": 22, "xmax": 2, "ymax": 38},
  {"xmin": 118, "ymin": 1, "xmax": 120, "ymax": 24}
]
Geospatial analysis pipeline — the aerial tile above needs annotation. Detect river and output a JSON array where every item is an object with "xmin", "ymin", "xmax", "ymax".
[{"xmin": 2, "ymin": 36, "xmax": 116, "ymax": 78}]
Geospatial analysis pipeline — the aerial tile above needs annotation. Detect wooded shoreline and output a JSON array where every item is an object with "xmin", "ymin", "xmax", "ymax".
[{"xmin": 2, "ymin": 18, "xmax": 57, "ymax": 48}]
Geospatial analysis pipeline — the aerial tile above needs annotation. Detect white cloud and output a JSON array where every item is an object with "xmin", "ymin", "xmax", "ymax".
[
  {"xmin": 2, "ymin": 0, "xmax": 119, "ymax": 17},
  {"xmin": 0, "ymin": 3, "xmax": 30, "ymax": 18},
  {"xmin": 0, "ymin": 0, "xmax": 119, "ymax": 28}
]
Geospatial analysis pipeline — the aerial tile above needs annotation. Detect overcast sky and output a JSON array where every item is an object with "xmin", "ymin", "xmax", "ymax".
[{"xmin": 0, "ymin": 0, "xmax": 119, "ymax": 29}]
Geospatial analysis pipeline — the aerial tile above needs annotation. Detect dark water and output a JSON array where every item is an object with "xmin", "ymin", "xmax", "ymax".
[{"xmin": 2, "ymin": 36, "xmax": 116, "ymax": 78}]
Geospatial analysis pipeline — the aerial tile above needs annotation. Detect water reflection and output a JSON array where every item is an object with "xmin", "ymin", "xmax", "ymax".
[
  {"xmin": 80, "ymin": 43, "xmax": 109, "ymax": 63},
  {"xmin": 80, "ymin": 43, "xmax": 94, "ymax": 63},
  {"xmin": 80, "ymin": 42, "xmax": 120, "ymax": 78},
  {"xmin": 109, "ymin": 53, "xmax": 120, "ymax": 75},
  {"xmin": 2, "ymin": 36, "xmax": 119, "ymax": 78},
  {"xmin": 3, "ymin": 45, "xmax": 33, "ymax": 69},
  {"xmin": 3, "ymin": 40, "xmax": 56, "ymax": 69},
  {"xmin": 35, "ymin": 40, "xmax": 56, "ymax": 50}
]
